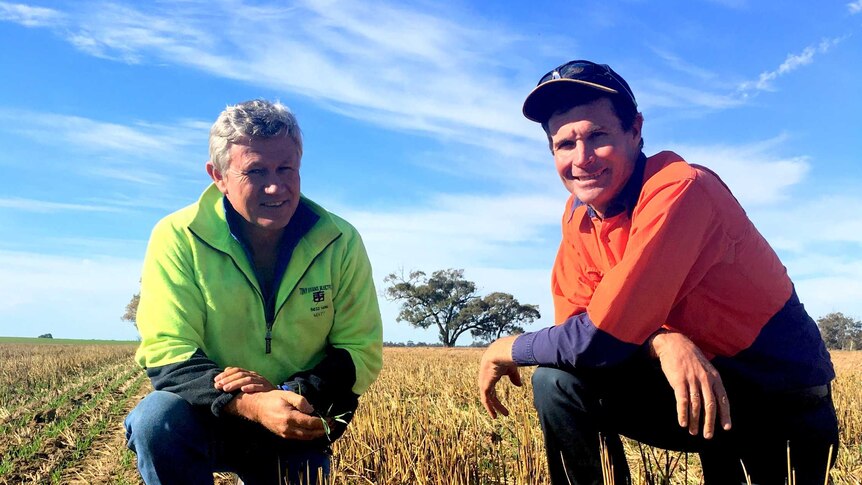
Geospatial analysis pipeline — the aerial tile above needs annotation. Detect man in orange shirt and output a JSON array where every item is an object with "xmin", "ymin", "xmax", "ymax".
[{"xmin": 478, "ymin": 60, "xmax": 837, "ymax": 485}]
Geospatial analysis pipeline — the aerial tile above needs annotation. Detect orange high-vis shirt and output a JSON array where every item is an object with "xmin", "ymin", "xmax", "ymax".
[{"xmin": 512, "ymin": 152, "xmax": 833, "ymax": 392}]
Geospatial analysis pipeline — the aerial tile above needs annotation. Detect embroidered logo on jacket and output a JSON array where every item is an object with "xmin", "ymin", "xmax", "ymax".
[
  {"xmin": 300, "ymin": 284, "xmax": 333, "ymax": 295},
  {"xmin": 300, "ymin": 284, "xmax": 333, "ymax": 317}
]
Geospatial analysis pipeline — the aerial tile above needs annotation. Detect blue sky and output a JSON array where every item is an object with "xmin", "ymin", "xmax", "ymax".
[{"xmin": 1, "ymin": 0, "xmax": 861, "ymax": 344}]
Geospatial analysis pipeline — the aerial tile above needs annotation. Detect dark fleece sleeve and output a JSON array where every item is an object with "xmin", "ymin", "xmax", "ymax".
[
  {"xmin": 145, "ymin": 348, "xmax": 236, "ymax": 416},
  {"xmin": 281, "ymin": 346, "xmax": 359, "ymax": 442}
]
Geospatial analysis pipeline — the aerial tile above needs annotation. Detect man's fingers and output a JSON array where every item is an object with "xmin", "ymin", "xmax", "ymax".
[
  {"xmin": 480, "ymin": 385, "xmax": 509, "ymax": 418},
  {"xmin": 215, "ymin": 370, "xmax": 263, "ymax": 389},
  {"xmin": 716, "ymin": 387, "xmax": 732, "ymax": 431},
  {"xmin": 702, "ymin": 398, "xmax": 717, "ymax": 439},
  {"xmin": 480, "ymin": 389, "xmax": 497, "ymax": 419},
  {"xmin": 702, "ymin": 391, "xmax": 717, "ymax": 439},
  {"xmin": 490, "ymin": 392, "xmax": 510, "ymax": 417},
  {"xmin": 688, "ymin": 390, "xmax": 702, "ymax": 436},
  {"xmin": 481, "ymin": 398, "xmax": 496, "ymax": 418},
  {"xmin": 478, "ymin": 361, "xmax": 508, "ymax": 418},
  {"xmin": 220, "ymin": 376, "xmax": 260, "ymax": 392},
  {"xmin": 215, "ymin": 367, "xmax": 246, "ymax": 382},
  {"xmin": 508, "ymin": 369, "xmax": 523, "ymax": 387},
  {"xmin": 283, "ymin": 413, "xmax": 327, "ymax": 440},
  {"xmin": 281, "ymin": 390, "xmax": 315, "ymax": 414},
  {"xmin": 240, "ymin": 383, "xmax": 269, "ymax": 393},
  {"xmin": 288, "ymin": 409, "xmax": 325, "ymax": 430},
  {"xmin": 673, "ymin": 385, "xmax": 689, "ymax": 428}
]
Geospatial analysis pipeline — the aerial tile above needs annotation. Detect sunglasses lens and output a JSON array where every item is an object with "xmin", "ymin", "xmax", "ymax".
[
  {"xmin": 538, "ymin": 61, "xmax": 597, "ymax": 85},
  {"xmin": 558, "ymin": 62, "xmax": 595, "ymax": 79},
  {"xmin": 534, "ymin": 60, "xmax": 637, "ymax": 108}
]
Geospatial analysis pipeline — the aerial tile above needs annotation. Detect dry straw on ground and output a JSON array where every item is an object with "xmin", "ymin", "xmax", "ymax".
[{"xmin": 1, "ymin": 343, "xmax": 859, "ymax": 484}]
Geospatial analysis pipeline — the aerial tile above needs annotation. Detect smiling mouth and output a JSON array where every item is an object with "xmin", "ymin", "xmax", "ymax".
[
  {"xmin": 574, "ymin": 168, "xmax": 606, "ymax": 181},
  {"xmin": 261, "ymin": 201, "xmax": 286, "ymax": 208}
]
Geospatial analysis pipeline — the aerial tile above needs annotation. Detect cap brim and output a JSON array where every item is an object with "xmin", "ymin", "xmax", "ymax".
[{"xmin": 522, "ymin": 79, "xmax": 618, "ymax": 123}]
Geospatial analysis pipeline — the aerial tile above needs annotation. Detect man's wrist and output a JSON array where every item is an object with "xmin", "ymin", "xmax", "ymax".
[
  {"xmin": 225, "ymin": 391, "xmax": 259, "ymax": 421},
  {"xmin": 647, "ymin": 328, "xmax": 671, "ymax": 359}
]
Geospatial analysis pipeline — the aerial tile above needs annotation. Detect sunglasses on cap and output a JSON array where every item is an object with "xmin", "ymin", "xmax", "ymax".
[{"xmin": 536, "ymin": 60, "xmax": 637, "ymax": 109}]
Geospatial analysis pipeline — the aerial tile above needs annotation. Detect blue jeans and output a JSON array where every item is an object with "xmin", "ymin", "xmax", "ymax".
[
  {"xmin": 125, "ymin": 391, "xmax": 330, "ymax": 485},
  {"xmin": 532, "ymin": 360, "xmax": 838, "ymax": 485}
]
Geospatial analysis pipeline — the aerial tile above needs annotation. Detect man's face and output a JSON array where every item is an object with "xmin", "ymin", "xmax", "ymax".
[
  {"xmin": 547, "ymin": 97, "xmax": 643, "ymax": 217},
  {"xmin": 207, "ymin": 135, "xmax": 301, "ymax": 241}
]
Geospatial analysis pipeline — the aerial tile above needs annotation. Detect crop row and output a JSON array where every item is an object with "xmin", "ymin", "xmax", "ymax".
[
  {"xmin": 50, "ymin": 371, "xmax": 147, "ymax": 483},
  {"xmin": 0, "ymin": 343, "xmax": 135, "ymax": 411},
  {"xmin": 0, "ymin": 360, "xmax": 144, "ymax": 483},
  {"xmin": 0, "ymin": 360, "xmax": 132, "ymax": 439}
]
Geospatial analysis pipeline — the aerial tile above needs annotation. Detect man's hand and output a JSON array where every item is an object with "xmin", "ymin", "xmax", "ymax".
[
  {"xmin": 226, "ymin": 390, "xmax": 326, "ymax": 440},
  {"xmin": 478, "ymin": 336, "xmax": 523, "ymax": 418},
  {"xmin": 215, "ymin": 367, "xmax": 276, "ymax": 393},
  {"xmin": 649, "ymin": 331, "xmax": 732, "ymax": 439}
]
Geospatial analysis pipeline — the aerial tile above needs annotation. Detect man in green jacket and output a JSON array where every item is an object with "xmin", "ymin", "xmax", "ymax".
[{"xmin": 124, "ymin": 99, "xmax": 384, "ymax": 485}]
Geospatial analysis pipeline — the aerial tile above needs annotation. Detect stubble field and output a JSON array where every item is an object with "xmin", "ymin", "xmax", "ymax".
[{"xmin": 0, "ymin": 342, "xmax": 859, "ymax": 484}]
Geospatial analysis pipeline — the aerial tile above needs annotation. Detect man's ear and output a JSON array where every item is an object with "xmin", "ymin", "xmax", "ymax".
[
  {"xmin": 631, "ymin": 112, "xmax": 644, "ymax": 145},
  {"xmin": 206, "ymin": 161, "xmax": 228, "ymax": 194}
]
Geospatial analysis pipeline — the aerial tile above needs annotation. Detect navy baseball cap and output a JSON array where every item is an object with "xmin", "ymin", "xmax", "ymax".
[{"xmin": 522, "ymin": 60, "xmax": 637, "ymax": 123}]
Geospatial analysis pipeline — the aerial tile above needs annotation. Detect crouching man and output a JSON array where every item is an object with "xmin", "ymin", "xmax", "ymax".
[
  {"xmin": 125, "ymin": 99, "xmax": 383, "ymax": 484},
  {"xmin": 478, "ymin": 60, "xmax": 838, "ymax": 485}
]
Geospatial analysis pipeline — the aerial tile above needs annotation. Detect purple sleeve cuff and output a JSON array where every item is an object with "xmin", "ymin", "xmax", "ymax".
[
  {"xmin": 511, "ymin": 312, "xmax": 641, "ymax": 368},
  {"xmin": 512, "ymin": 331, "xmax": 541, "ymax": 365}
]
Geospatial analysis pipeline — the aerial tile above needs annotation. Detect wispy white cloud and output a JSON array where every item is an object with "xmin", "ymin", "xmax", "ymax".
[
  {"xmin": 667, "ymin": 135, "xmax": 809, "ymax": 206},
  {"xmin": 65, "ymin": 3, "xmax": 217, "ymax": 64},
  {"xmin": 738, "ymin": 37, "xmax": 847, "ymax": 95},
  {"xmin": 87, "ymin": 167, "xmax": 166, "ymax": 186},
  {"xmin": 0, "ymin": 197, "xmax": 124, "ymax": 213},
  {"xmin": 650, "ymin": 47, "xmax": 718, "ymax": 81},
  {"xmin": 0, "ymin": 1, "xmax": 64, "ymax": 27},
  {"xmin": 0, "ymin": 109, "xmax": 204, "ymax": 155},
  {"xmin": 849, "ymin": 1, "xmax": 862, "ymax": 14},
  {"xmin": 9, "ymin": 2, "xmax": 537, "ymax": 155},
  {"xmin": 641, "ymin": 79, "xmax": 745, "ymax": 111},
  {"xmin": 0, "ymin": 109, "xmax": 208, "ymax": 188}
]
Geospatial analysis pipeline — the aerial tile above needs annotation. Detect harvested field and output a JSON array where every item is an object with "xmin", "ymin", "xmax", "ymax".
[{"xmin": 1, "ymin": 343, "xmax": 859, "ymax": 484}]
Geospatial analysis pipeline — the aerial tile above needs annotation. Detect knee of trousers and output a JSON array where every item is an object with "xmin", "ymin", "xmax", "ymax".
[
  {"xmin": 125, "ymin": 390, "xmax": 206, "ymax": 454},
  {"xmin": 531, "ymin": 366, "xmax": 596, "ymax": 414}
]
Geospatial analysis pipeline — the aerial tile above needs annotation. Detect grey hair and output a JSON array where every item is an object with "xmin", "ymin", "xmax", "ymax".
[{"xmin": 208, "ymin": 99, "xmax": 303, "ymax": 172}]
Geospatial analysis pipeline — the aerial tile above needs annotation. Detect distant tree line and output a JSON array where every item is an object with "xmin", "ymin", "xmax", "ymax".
[
  {"xmin": 817, "ymin": 312, "xmax": 862, "ymax": 350},
  {"xmin": 384, "ymin": 341, "xmax": 445, "ymax": 347},
  {"xmin": 383, "ymin": 340, "xmax": 490, "ymax": 348}
]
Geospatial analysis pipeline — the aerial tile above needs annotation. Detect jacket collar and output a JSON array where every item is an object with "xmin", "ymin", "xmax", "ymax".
[
  {"xmin": 188, "ymin": 184, "xmax": 341, "ymax": 253},
  {"xmin": 186, "ymin": 185, "xmax": 344, "ymax": 312}
]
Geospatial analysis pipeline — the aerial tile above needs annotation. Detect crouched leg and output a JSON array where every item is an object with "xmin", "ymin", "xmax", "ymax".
[{"xmin": 531, "ymin": 366, "xmax": 630, "ymax": 485}]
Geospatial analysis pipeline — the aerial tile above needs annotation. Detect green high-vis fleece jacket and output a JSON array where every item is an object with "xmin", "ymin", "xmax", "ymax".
[{"xmin": 134, "ymin": 184, "xmax": 383, "ymax": 416}]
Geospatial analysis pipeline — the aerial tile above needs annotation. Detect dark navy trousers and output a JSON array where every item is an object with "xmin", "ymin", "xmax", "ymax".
[
  {"xmin": 531, "ymin": 359, "xmax": 838, "ymax": 485},
  {"xmin": 125, "ymin": 391, "xmax": 330, "ymax": 485}
]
